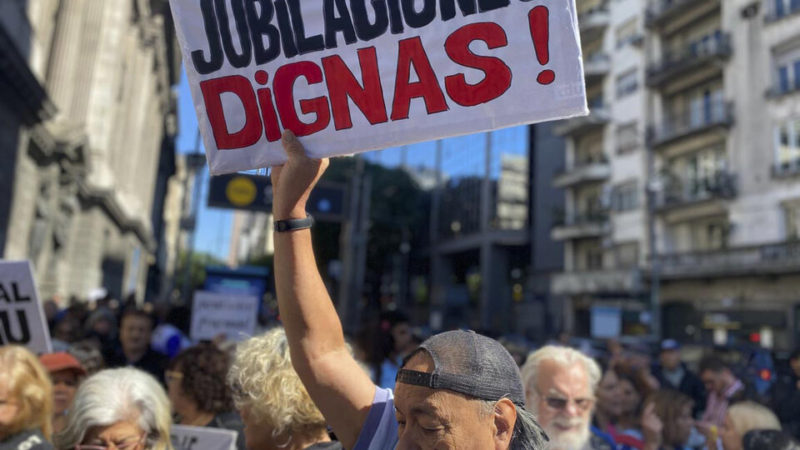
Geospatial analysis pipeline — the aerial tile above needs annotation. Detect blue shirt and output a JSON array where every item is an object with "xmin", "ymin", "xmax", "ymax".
[{"xmin": 353, "ymin": 387, "xmax": 399, "ymax": 450}]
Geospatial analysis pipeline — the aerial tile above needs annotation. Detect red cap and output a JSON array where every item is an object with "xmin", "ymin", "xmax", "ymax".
[{"xmin": 39, "ymin": 352, "xmax": 86, "ymax": 376}]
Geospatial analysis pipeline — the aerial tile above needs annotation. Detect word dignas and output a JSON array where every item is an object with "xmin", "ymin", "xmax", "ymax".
[
  {"xmin": 191, "ymin": 0, "xmax": 512, "ymax": 74},
  {"xmin": 200, "ymin": 23, "xmax": 512, "ymax": 149}
]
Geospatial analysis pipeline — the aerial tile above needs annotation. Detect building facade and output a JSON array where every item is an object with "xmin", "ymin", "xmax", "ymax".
[
  {"xmin": 552, "ymin": 0, "xmax": 800, "ymax": 349},
  {"xmin": 0, "ymin": 0, "xmax": 179, "ymax": 303}
]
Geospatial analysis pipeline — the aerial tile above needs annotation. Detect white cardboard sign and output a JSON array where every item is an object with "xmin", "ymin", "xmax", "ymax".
[
  {"xmin": 171, "ymin": 425, "xmax": 237, "ymax": 450},
  {"xmin": 190, "ymin": 290, "xmax": 258, "ymax": 341},
  {"xmin": 0, "ymin": 260, "xmax": 52, "ymax": 354},
  {"xmin": 170, "ymin": 0, "xmax": 587, "ymax": 174}
]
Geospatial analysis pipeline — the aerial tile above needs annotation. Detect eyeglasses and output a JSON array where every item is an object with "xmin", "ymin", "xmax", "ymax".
[
  {"xmin": 75, "ymin": 432, "xmax": 146, "ymax": 450},
  {"xmin": 537, "ymin": 390, "xmax": 594, "ymax": 412},
  {"xmin": 164, "ymin": 370, "xmax": 184, "ymax": 384}
]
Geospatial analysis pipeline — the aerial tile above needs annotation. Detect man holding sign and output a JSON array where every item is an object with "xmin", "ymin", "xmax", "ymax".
[
  {"xmin": 269, "ymin": 131, "xmax": 547, "ymax": 449},
  {"xmin": 170, "ymin": 0, "xmax": 587, "ymax": 174}
]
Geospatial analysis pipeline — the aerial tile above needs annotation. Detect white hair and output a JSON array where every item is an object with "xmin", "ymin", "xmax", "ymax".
[
  {"xmin": 521, "ymin": 346, "xmax": 602, "ymax": 400},
  {"xmin": 54, "ymin": 368, "xmax": 172, "ymax": 450}
]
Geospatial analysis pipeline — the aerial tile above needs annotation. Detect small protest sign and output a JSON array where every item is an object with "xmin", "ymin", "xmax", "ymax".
[
  {"xmin": 171, "ymin": 425, "xmax": 237, "ymax": 450},
  {"xmin": 170, "ymin": 0, "xmax": 587, "ymax": 174},
  {"xmin": 0, "ymin": 261, "xmax": 52, "ymax": 354},
  {"xmin": 190, "ymin": 290, "xmax": 258, "ymax": 341}
]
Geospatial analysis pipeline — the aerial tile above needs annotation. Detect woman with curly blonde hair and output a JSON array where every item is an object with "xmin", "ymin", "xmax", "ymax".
[
  {"xmin": 227, "ymin": 327, "xmax": 341, "ymax": 450},
  {"xmin": 0, "ymin": 345, "xmax": 54, "ymax": 449}
]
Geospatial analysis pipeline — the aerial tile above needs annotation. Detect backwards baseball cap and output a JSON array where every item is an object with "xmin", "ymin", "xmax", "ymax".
[
  {"xmin": 396, "ymin": 330, "xmax": 526, "ymax": 406},
  {"xmin": 661, "ymin": 339, "xmax": 681, "ymax": 352},
  {"xmin": 39, "ymin": 352, "xmax": 86, "ymax": 376}
]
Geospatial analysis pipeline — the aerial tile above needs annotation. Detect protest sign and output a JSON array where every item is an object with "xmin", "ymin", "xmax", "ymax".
[
  {"xmin": 170, "ymin": 0, "xmax": 587, "ymax": 174},
  {"xmin": 171, "ymin": 425, "xmax": 237, "ymax": 450},
  {"xmin": 0, "ymin": 261, "xmax": 52, "ymax": 354},
  {"xmin": 190, "ymin": 290, "xmax": 258, "ymax": 341}
]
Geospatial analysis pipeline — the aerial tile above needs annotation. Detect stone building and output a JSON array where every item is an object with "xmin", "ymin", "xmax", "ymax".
[
  {"xmin": 0, "ymin": 0, "xmax": 179, "ymax": 303},
  {"xmin": 551, "ymin": 0, "xmax": 800, "ymax": 349}
]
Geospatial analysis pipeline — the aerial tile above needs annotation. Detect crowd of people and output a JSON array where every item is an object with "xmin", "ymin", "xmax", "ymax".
[{"xmin": 2, "ymin": 131, "xmax": 800, "ymax": 450}]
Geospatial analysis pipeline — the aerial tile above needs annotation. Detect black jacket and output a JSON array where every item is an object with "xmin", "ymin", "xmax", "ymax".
[
  {"xmin": 104, "ymin": 346, "xmax": 168, "ymax": 383},
  {"xmin": 0, "ymin": 430, "xmax": 53, "ymax": 450},
  {"xmin": 772, "ymin": 372, "xmax": 800, "ymax": 440},
  {"xmin": 652, "ymin": 362, "xmax": 707, "ymax": 415}
]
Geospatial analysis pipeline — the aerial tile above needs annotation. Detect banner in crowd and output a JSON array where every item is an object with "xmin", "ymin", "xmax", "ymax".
[
  {"xmin": 0, "ymin": 260, "xmax": 52, "ymax": 354},
  {"xmin": 190, "ymin": 290, "xmax": 258, "ymax": 341},
  {"xmin": 171, "ymin": 425, "xmax": 238, "ymax": 450},
  {"xmin": 170, "ymin": 0, "xmax": 587, "ymax": 174}
]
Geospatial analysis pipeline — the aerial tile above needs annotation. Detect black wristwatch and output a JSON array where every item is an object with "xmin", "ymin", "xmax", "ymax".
[{"xmin": 274, "ymin": 214, "xmax": 314, "ymax": 232}]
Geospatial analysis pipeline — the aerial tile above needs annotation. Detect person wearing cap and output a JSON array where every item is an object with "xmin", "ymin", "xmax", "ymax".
[
  {"xmin": 651, "ymin": 340, "xmax": 705, "ymax": 416},
  {"xmin": 269, "ymin": 130, "xmax": 547, "ymax": 449},
  {"xmin": 38, "ymin": 353, "xmax": 86, "ymax": 434}
]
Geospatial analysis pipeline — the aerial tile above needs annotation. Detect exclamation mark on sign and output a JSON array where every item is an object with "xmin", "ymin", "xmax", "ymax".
[{"xmin": 529, "ymin": 6, "xmax": 555, "ymax": 85}]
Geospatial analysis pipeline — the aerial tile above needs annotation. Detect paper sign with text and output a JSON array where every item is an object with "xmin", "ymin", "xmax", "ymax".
[
  {"xmin": 0, "ymin": 261, "xmax": 52, "ymax": 354},
  {"xmin": 170, "ymin": 0, "xmax": 587, "ymax": 174},
  {"xmin": 190, "ymin": 290, "xmax": 258, "ymax": 341},
  {"xmin": 171, "ymin": 425, "xmax": 237, "ymax": 450}
]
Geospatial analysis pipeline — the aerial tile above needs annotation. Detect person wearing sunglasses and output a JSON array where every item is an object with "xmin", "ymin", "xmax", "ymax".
[
  {"xmin": 522, "ymin": 346, "xmax": 611, "ymax": 450},
  {"xmin": 53, "ymin": 368, "xmax": 172, "ymax": 450}
]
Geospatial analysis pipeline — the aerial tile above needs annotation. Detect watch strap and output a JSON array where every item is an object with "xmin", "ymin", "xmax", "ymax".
[{"xmin": 274, "ymin": 214, "xmax": 314, "ymax": 232}]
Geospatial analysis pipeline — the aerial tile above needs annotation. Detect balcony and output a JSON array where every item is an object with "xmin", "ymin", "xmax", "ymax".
[
  {"xmin": 579, "ymin": 6, "xmax": 610, "ymax": 42},
  {"xmin": 551, "ymin": 269, "xmax": 643, "ymax": 295},
  {"xmin": 551, "ymin": 211, "xmax": 610, "ymax": 241},
  {"xmin": 650, "ymin": 100, "xmax": 734, "ymax": 149},
  {"xmin": 554, "ymin": 106, "xmax": 610, "ymax": 137},
  {"xmin": 647, "ymin": 33, "xmax": 731, "ymax": 89},
  {"xmin": 764, "ymin": 2, "xmax": 800, "ymax": 23},
  {"xmin": 656, "ymin": 170, "xmax": 737, "ymax": 211},
  {"xmin": 584, "ymin": 53, "xmax": 611, "ymax": 84},
  {"xmin": 658, "ymin": 241, "xmax": 800, "ymax": 280},
  {"xmin": 554, "ymin": 156, "xmax": 611, "ymax": 188},
  {"xmin": 646, "ymin": 0, "xmax": 720, "ymax": 30}
]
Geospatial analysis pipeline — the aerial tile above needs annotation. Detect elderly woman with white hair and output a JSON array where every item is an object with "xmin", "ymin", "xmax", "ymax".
[
  {"xmin": 227, "ymin": 327, "xmax": 341, "ymax": 450},
  {"xmin": 53, "ymin": 368, "xmax": 172, "ymax": 450}
]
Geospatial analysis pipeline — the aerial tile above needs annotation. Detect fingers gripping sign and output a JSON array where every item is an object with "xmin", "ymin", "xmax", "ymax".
[{"xmin": 270, "ymin": 130, "xmax": 330, "ymax": 221}]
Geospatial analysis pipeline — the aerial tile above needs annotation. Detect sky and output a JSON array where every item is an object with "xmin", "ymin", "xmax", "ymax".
[
  {"xmin": 174, "ymin": 65, "xmax": 530, "ymax": 263},
  {"xmin": 176, "ymin": 68, "xmax": 232, "ymax": 261}
]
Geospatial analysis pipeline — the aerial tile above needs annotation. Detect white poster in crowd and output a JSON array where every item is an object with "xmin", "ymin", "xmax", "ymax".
[
  {"xmin": 190, "ymin": 290, "xmax": 258, "ymax": 341},
  {"xmin": 170, "ymin": 0, "xmax": 587, "ymax": 174},
  {"xmin": 171, "ymin": 425, "xmax": 237, "ymax": 450},
  {"xmin": 0, "ymin": 260, "xmax": 52, "ymax": 354}
]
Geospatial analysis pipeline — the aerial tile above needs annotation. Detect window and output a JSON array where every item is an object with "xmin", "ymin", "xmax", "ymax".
[
  {"xmin": 774, "ymin": 48, "xmax": 800, "ymax": 94},
  {"xmin": 774, "ymin": 118, "xmax": 800, "ymax": 172},
  {"xmin": 616, "ymin": 122, "xmax": 638, "ymax": 154},
  {"xmin": 615, "ymin": 242, "xmax": 639, "ymax": 268},
  {"xmin": 616, "ymin": 69, "xmax": 638, "ymax": 98},
  {"xmin": 773, "ymin": 0, "xmax": 800, "ymax": 18},
  {"xmin": 784, "ymin": 202, "xmax": 800, "ymax": 239},
  {"xmin": 615, "ymin": 18, "xmax": 638, "ymax": 49},
  {"xmin": 612, "ymin": 182, "xmax": 639, "ymax": 212}
]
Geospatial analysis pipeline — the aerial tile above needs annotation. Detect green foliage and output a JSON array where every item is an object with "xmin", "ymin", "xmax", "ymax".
[{"xmin": 175, "ymin": 250, "xmax": 224, "ymax": 290}]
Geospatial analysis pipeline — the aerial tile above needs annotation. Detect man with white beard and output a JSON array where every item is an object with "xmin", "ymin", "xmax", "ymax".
[{"xmin": 521, "ymin": 346, "xmax": 615, "ymax": 450}]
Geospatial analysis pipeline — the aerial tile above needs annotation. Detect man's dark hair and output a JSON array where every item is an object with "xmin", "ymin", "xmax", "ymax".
[
  {"xmin": 790, "ymin": 348, "xmax": 800, "ymax": 362},
  {"xmin": 169, "ymin": 343, "xmax": 233, "ymax": 414},
  {"xmin": 699, "ymin": 355, "xmax": 729, "ymax": 374},
  {"xmin": 120, "ymin": 308, "xmax": 154, "ymax": 329}
]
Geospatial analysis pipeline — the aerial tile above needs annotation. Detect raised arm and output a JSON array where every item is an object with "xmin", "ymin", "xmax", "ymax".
[{"xmin": 270, "ymin": 130, "xmax": 376, "ymax": 449}]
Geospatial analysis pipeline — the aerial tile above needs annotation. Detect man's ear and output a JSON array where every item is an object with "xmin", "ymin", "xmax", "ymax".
[{"xmin": 493, "ymin": 398, "xmax": 517, "ymax": 450}]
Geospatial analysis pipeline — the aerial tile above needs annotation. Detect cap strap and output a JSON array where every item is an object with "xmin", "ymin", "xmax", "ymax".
[{"xmin": 396, "ymin": 369, "xmax": 438, "ymax": 388}]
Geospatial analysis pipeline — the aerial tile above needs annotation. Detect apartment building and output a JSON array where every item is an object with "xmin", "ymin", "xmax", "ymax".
[{"xmin": 551, "ymin": 0, "xmax": 800, "ymax": 348}]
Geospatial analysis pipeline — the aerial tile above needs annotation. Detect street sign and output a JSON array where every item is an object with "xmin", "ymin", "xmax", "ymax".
[
  {"xmin": 207, "ymin": 174, "xmax": 272, "ymax": 212},
  {"xmin": 207, "ymin": 173, "xmax": 345, "ymax": 220}
]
